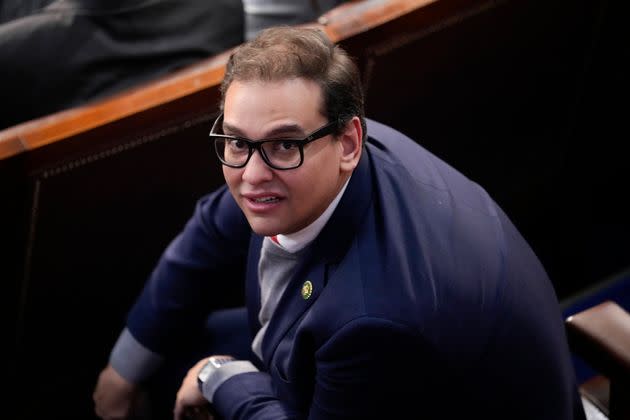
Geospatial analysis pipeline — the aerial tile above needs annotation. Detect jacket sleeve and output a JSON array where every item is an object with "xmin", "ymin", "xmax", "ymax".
[
  {"xmin": 212, "ymin": 318, "xmax": 433, "ymax": 420},
  {"xmin": 126, "ymin": 185, "xmax": 251, "ymax": 356}
]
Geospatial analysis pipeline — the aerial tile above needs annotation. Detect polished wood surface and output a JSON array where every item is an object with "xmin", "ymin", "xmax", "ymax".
[
  {"xmin": 567, "ymin": 301, "xmax": 630, "ymax": 420},
  {"xmin": 567, "ymin": 301, "xmax": 630, "ymax": 379}
]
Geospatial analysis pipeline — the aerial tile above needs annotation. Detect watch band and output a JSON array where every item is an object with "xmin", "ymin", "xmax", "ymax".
[{"xmin": 197, "ymin": 356, "xmax": 235, "ymax": 392}]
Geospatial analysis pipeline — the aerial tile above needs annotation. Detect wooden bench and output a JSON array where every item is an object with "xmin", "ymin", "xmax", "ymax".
[
  {"xmin": 2, "ymin": 0, "xmax": 623, "ymax": 417},
  {"xmin": 566, "ymin": 300, "xmax": 630, "ymax": 420}
]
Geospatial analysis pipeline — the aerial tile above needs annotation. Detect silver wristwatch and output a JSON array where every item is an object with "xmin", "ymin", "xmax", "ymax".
[{"xmin": 197, "ymin": 356, "xmax": 235, "ymax": 392}]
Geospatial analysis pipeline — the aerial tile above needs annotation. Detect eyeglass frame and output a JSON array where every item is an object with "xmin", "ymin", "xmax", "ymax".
[{"xmin": 209, "ymin": 113, "xmax": 339, "ymax": 170}]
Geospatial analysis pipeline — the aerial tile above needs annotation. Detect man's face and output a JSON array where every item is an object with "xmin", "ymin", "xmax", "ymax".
[{"xmin": 221, "ymin": 78, "xmax": 352, "ymax": 236}]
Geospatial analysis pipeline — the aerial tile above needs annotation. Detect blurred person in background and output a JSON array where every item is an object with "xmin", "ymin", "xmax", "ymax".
[{"xmin": 0, "ymin": 0, "xmax": 244, "ymax": 129}]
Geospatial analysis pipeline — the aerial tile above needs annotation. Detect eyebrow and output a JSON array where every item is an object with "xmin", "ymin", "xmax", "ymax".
[{"xmin": 222, "ymin": 121, "xmax": 307, "ymax": 140}]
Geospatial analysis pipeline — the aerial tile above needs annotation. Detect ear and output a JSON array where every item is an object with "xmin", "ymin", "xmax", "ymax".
[{"xmin": 338, "ymin": 116, "xmax": 363, "ymax": 173}]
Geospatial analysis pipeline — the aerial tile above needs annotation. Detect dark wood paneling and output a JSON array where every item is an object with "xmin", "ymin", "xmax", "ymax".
[{"xmin": 6, "ymin": 100, "xmax": 228, "ymax": 419}]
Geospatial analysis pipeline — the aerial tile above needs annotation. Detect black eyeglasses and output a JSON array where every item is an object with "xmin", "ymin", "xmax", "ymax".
[{"xmin": 209, "ymin": 113, "xmax": 337, "ymax": 170}]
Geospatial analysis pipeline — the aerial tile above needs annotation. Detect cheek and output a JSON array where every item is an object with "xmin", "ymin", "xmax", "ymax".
[
  {"xmin": 223, "ymin": 167, "xmax": 238, "ymax": 185},
  {"xmin": 222, "ymin": 168, "xmax": 242, "ymax": 197},
  {"xmin": 275, "ymin": 172, "xmax": 306, "ymax": 205},
  {"xmin": 284, "ymin": 162, "xmax": 336, "ymax": 206}
]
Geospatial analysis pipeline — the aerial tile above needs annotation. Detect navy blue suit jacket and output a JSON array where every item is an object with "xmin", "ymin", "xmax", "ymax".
[{"xmin": 127, "ymin": 119, "xmax": 585, "ymax": 419}]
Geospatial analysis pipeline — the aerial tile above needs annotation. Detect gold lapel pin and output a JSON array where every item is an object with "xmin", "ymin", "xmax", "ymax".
[{"xmin": 301, "ymin": 280, "xmax": 313, "ymax": 300}]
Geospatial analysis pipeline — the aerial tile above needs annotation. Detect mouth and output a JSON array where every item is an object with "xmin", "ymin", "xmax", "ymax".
[
  {"xmin": 251, "ymin": 196, "xmax": 281, "ymax": 204},
  {"xmin": 242, "ymin": 193, "xmax": 285, "ymax": 213}
]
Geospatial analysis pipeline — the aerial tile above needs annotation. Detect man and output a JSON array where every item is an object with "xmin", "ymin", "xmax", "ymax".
[{"xmin": 94, "ymin": 27, "xmax": 586, "ymax": 419}]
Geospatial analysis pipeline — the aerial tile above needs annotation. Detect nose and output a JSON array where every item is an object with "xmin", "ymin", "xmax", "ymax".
[{"xmin": 242, "ymin": 150, "xmax": 274, "ymax": 185}]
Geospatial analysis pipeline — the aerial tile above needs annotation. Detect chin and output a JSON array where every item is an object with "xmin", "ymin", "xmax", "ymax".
[
  {"xmin": 250, "ymin": 226, "xmax": 277, "ymax": 237},
  {"xmin": 246, "ymin": 218, "xmax": 283, "ymax": 237}
]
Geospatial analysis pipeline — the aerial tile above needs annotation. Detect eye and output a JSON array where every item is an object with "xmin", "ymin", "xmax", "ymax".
[
  {"xmin": 280, "ymin": 141, "xmax": 298, "ymax": 151},
  {"xmin": 269, "ymin": 140, "xmax": 299, "ymax": 152},
  {"xmin": 227, "ymin": 138, "xmax": 248, "ymax": 150}
]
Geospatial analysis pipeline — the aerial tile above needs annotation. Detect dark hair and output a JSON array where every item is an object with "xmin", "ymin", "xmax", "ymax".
[{"xmin": 220, "ymin": 26, "xmax": 366, "ymax": 140}]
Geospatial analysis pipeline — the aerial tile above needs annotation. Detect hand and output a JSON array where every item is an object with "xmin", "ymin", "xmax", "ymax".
[
  {"xmin": 174, "ymin": 358, "xmax": 214, "ymax": 420},
  {"xmin": 93, "ymin": 364, "xmax": 147, "ymax": 419}
]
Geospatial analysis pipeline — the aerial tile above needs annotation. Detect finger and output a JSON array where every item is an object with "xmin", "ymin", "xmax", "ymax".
[
  {"xmin": 173, "ymin": 401, "xmax": 187, "ymax": 420},
  {"xmin": 93, "ymin": 399, "xmax": 103, "ymax": 418}
]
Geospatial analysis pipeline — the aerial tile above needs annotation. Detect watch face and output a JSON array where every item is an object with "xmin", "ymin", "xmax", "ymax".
[
  {"xmin": 198, "ymin": 356, "xmax": 235, "ymax": 384},
  {"xmin": 210, "ymin": 356, "xmax": 234, "ymax": 367},
  {"xmin": 198, "ymin": 360, "xmax": 215, "ymax": 383}
]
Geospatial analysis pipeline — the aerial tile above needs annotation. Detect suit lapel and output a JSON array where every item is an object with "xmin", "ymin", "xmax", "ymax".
[
  {"xmin": 246, "ymin": 235, "xmax": 263, "ymax": 338},
  {"xmin": 260, "ymin": 257, "xmax": 326, "ymax": 366}
]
